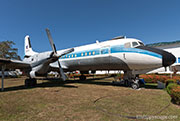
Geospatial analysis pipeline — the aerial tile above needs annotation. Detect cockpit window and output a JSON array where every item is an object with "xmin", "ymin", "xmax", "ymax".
[
  {"xmin": 132, "ymin": 42, "xmax": 138, "ymax": 47},
  {"xmin": 124, "ymin": 42, "xmax": 131, "ymax": 48},
  {"xmin": 138, "ymin": 42, "xmax": 144, "ymax": 46},
  {"xmin": 125, "ymin": 41, "xmax": 144, "ymax": 48}
]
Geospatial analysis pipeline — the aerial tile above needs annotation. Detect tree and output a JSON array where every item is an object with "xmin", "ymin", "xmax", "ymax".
[{"xmin": 0, "ymin": 40, "xmax": 21, "ymax": 60}]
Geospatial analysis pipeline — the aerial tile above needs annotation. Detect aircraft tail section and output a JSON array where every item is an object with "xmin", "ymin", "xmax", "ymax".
[{"xmin": 24, "ymin": 35, "xmax": 38, "ymax": 57}]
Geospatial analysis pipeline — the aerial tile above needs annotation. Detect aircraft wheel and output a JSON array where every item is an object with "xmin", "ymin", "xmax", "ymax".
[
  {"xmin": 79, "ymin": 75, "xmax": 86, "ymax": 81},
  {"xmin": 25, "ymin": 79, "xmax": 31, "ymax": 87},
  {"xmin": 25, "ymin": 79, "xmax": 37, "ymax": 87},
  {"xmin": 32, "ymin": 78, "xmax": 37, "ymax": 86},
  {"xmin": 131, "ymin": 83, "xmax": 139, "ymax": 90}
]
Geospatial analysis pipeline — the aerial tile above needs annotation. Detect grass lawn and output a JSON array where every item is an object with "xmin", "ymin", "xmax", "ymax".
[{"xmin": 0, "ymin": 76, "xmax": 179, "ymax": 121}]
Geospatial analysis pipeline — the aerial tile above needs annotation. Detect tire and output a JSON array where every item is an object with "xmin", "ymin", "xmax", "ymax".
[
  {"xmin": 79, "ymin": 75, "xmax": 86, "ymax": 81},
  {"xmin": 25, "ymin": 78, "xmax": 37, "ymax": 87},
  {"xmin": 32, "ymin": 79, "xmax": 37, "ymax": 86},
  {"xmin": 25, "ymin": 79, "xmax": 30, "ymax": 87},
  {"xmin": 131, "ymin": 83, "xmax": 139, "ymax": 89}
]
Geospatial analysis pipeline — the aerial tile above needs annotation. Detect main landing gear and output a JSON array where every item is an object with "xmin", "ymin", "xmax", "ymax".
[
  {"xmin": 79, "ymin": 71, "xmax": 88, "ymax": 81},
  {"xmin": 123, "ymin": 71, "xmax": 140, "ymax": 89},
  {"xmin": 79, "ymin": 74, "xmax": 86, "ymax": 81},
  {"xmin": 25, "ymin": 78, "xmax": 37, "ymax": 87}
]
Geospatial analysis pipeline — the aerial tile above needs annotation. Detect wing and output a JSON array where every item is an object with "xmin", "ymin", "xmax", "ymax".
[{"xmin": 0, "ymin": 58, "xmax": 31, "ymax": 69}]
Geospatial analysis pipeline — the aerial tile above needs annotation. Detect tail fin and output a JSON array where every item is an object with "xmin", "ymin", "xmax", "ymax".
[{"xmin": 24, "ymin": 35, "xmax": 38, "ymax": 57}]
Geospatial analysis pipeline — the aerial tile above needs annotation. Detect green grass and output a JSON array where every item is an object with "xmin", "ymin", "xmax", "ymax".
[{"xmin": 0, "ymin": 76, "xmax": 180, "ymax": 121}]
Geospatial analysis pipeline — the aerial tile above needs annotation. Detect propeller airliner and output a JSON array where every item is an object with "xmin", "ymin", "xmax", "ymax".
[{"xmin": 0, "ymin": 29, "xmax": 176, "ymax": 91}]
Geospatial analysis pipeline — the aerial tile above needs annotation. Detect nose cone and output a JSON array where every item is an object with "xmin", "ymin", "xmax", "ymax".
[
  {"xmin": 162, "ymin": 51, "xmax": 176, "ymax": 67},
  {"xmin": 137, "ymin": 46, "xmax": 176, "ymax": 67}
]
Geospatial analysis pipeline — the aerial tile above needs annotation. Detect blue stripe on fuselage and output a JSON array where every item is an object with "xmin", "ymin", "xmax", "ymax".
[
  {"xmin": 61, "ymin": 45, "xmax": 162, "ymax": 59},
  {"xmin": 111, "ymin": 45, "xmax": 162, "ymax": 59}
]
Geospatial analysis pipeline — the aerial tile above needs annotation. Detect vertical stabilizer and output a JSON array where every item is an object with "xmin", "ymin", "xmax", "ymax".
[{"xmin": 24, "ymin": 35, "xmax": 38, "ymax": 57}]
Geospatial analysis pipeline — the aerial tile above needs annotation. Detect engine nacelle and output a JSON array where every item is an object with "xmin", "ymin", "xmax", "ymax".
[
  {"xmin": 29, "ymin": 71, "xmax": 36, "ymax": 78},
  {"xmin": 29, "ymin": 71, "xmax": 47, "ymax": 78}
]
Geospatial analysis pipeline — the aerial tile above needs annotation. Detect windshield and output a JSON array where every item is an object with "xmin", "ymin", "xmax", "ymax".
[
  {"xmin": 138, "ymin": 41, "xmax": 144, "ymax": 46},
  {"xmin": 131, "ymin": 41, "xmax": 144, "ymax": 48},
  {"xmin": 132, "ymin": 42, "xmax": 138, "ymax": 47},
  {"xmin": 124, "ymin": 41, "xmax": 144, "ymax": 48}
]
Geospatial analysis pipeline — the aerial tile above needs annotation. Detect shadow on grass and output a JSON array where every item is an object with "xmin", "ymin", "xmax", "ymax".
[
  {"xmin": 1, "ymin": 76, "xmax": 162, "ymax": 92},
  {"xmin": 0, "ymin": 76, "xmax": 112, "ymax": 92},
  {"xmin": 144, "ymin": 84, "xmax": 158, "ymax": 89},
  {"xmin": 143, "ymin": 83, "xmax": 163, "ymax": 90},
  {"xmin": 74, "ymin": 76, "xmax": 114, "ymax": 86},
  {"xmin": 1, "ymin": 79, "xmax": 78, "ymax": 92}
]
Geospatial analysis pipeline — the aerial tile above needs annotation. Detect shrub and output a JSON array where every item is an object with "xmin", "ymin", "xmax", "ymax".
[
  {"xmin": 167, "ymin": 83, "xmax": 180, "ymax": 105},
  {"xmin": 165, "ymin": 79, "xmax": 176, "ymax": 87},
  {"xmin": 140, "ymin": 74, "xmax": 170, "ymax": 83},
  {"xmin": 140, "ymin": 74, "xmax": 157, "ymax": 83}
]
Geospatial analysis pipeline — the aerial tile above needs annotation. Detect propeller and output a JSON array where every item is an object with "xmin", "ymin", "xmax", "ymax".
[{"xmin": 46, "ymin": 28, "xmax": 74, "ymax": 80}]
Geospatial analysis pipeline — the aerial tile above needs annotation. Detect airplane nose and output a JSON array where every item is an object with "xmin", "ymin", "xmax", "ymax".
[
  {"xmin": 162, "ymin": 51, "xmax": 176, "ymax": 67},
  {"xmin": 136, "ymin": 46, "xmax": 176, "ymax": 67}
]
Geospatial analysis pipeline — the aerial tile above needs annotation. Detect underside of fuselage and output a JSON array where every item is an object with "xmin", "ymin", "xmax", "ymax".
[{"xmin": 60, "ymin": 55, "xmax": 130, "ymax": 71}]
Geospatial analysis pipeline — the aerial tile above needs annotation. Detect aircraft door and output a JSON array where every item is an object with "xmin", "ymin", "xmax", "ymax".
[
  {"xmin": 100, "ymin": 47, "xmax": 110, "ymax": 55},
  {"xmin": 98, "ymin": 46, "xmax": 110, "ymax": 68}
]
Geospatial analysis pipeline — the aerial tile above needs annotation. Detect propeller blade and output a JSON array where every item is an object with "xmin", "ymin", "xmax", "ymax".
[
  {"xmin": 46, "ymin": 28, "xmax": 57, "ymax": 53},
  {"xmin": 58, "ymin": 48, "xmax": 74, "ymax": 57},
  {"xmin": 57, "ymin": 61, "xmax": 67, "ymax": 80},
  {"xmin": 45, "ymin": 28, "xmax": 69, "ymax": 80}
]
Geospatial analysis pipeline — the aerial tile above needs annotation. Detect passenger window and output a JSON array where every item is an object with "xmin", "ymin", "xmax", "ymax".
[{"xmin": 124, "ymin": 42, "xmax": 131, "ymax": 48}]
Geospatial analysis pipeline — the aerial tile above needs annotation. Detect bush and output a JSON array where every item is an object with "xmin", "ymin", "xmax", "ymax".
[
  {"xmin": 140, "ymin": 74, "xmax": 156, "ymax": 83},
  {"xmin": 167, "ymin": 83, "xmax": 180, "ymax": 105},
  {"xmin": 165, "ymin": 79, "xmax": 176, "ymax": 87},
  {"xmin": 140, "ymin": 74, "xmax": 169, "ymax": 83}
]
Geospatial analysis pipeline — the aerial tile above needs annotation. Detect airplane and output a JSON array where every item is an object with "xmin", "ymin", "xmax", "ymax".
[{"xmin": 0, "ymin": 29, "xmax": 176, "ymax": 91}]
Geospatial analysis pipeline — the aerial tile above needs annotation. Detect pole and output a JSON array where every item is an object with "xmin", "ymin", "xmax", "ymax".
[{"xmin": 1, "ymin": 66, "xmax": 5, "ymax": 91}]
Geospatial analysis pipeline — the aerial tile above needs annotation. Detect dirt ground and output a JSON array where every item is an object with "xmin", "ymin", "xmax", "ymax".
[{"xmin": 0, "ymin": 76, "xmax": 180, "ymax": 121}]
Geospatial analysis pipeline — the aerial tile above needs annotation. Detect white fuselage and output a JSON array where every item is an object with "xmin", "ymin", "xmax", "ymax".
[{"xmin": 57, "ymin": 38, "xmax": 163, "ymax": 72}]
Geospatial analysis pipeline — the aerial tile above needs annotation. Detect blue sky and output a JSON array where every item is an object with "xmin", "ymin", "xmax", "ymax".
[{"xmin": 0, "ymin": 0, "xmax": 180, "ymax": 58}]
